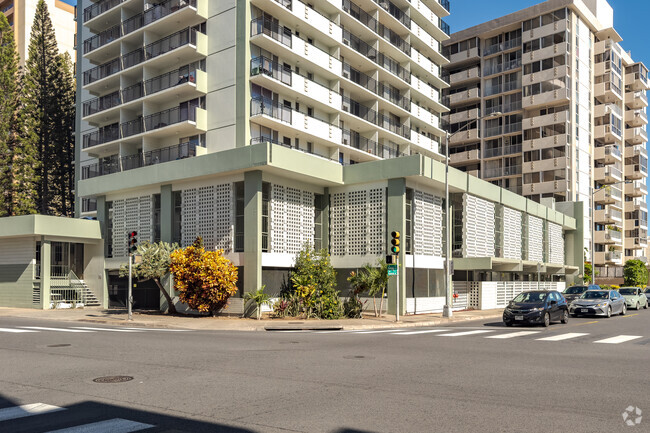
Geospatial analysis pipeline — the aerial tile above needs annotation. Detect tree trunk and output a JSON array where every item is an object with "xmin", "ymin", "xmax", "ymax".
[
  {"xmin": 378, "ymin": 288, "xmax": 386, "ymax": 318},
  {"xmin": 153, "ymin": 277, "xmax": 177, "ymax": 314},
  {"xmin": 372, "ymin": 295, "xmax": 378, "ymax": 317}
]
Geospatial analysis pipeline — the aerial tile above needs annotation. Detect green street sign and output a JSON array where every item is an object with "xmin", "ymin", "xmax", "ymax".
[{"xmin": 387, "ymin": 264, "xmax": 398, "ymax": 276}]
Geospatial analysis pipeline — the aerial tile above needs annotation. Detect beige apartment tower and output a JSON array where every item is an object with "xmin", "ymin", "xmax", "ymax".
[
  {"xmin": 0, "ymin": 0, "xmax": 76, "ymax": 65},
  {"xmin": 442, "ymin": 0, "xmax": 648, "ymax": 280}
]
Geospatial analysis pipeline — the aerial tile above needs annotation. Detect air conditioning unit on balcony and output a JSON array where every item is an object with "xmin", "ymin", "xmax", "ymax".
[
  {"xmin": 342, "ymin": 104, "xmax": 350, "ymax": 112},
  {"xmin": 342, "ymin": 70, "xmax": 349, "ymax": 79}
]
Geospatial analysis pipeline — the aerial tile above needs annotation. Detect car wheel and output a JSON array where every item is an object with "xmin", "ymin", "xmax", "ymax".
[
  {"xmin": 621, "ymin": 304, "xmax": 627, "ymax": 316},
  {"xmin": 606, "ymin": 306, "xmax": 612, "ymax": 318},
  {"xmin": 561, "ymin": 310, "xmax": 569, "ymax": 324},
  {"xmin": 636, "ymin": 302, "xmax": 640, "ymax": 310},
  {"xmin": 644, "ymin": 303, "xmax": 648, "ymax": 310},
  {"xmin": 504, "ymin": 321, "xmax": 513, "ymax": 327},
  {"xmin": 542, "ymin": 312, "xmax": 550, "ymax": 327}
]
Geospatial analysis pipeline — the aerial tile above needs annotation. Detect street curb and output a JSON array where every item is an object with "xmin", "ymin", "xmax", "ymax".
[{"xmin": 265, "ymin": 325, "xmax": 344, "ymax": 331}]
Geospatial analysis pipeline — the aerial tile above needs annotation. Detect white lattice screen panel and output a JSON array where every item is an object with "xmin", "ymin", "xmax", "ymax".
[
  {"xmin": 527, "ymin": 215, "xmax": 544, "ymax": 262},
  {"xmin": 547, "ymin": 222, "xmax": 564, "ymax": 264},
  {"xmin": 462, "ymin": 194, "xmax": 496, "ymax": 257},
  {"xmin": 414, "ymin": 190, "xmax": 443, "ymax": 256},
  {"xmin": 271, "ymin": 185, "xmax": 287, "ymax": 253},
  {"xmin": 330, "ymin": 193, "xmax": 347, "ymax": 255},
  {"xmin": 329, "ymin": 188, "xmax": 386, "ymax": 256},
  {"xmin": 286, "ymin": 187, "xmax": 303, "ymax": 253},
  {"xmin": 111, "ymin": 195, "xmax": 153, "ymax": 257},
  {"xmin": 268, "ymin": 185, "xmax": 315, "ymax": 254},
  {"xmin": 502, "ymin": 206, "xmax": 523, "ymax": 260},
  {"xmin": 301, "ymin": 190, "xmax": 315, "ymax": 250},
  {"xmin": 181, "ymin": 183, "xmax": 233, "ymax": 251}
]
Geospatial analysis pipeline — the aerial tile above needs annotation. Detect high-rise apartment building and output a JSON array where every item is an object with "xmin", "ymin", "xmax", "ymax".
[
  {"xmin": 73, "ymin": 0, "xmax": 581, "ymax": 314},
  {"xmin": 0, "ymin": 0, "xmax": 76, "ymax": 65},
  {"xmin": 442, "ymin": 0, "xmax": 648, "ymax": 279}
]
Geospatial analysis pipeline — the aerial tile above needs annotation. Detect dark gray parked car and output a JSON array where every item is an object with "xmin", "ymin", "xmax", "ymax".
[{"xmin": 562, "ymin": 284, "xmax": 600, "ymax": 303}]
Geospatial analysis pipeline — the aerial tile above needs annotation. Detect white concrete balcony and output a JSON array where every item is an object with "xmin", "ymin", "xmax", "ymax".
[
  {"xmin": 447, "ymin": 107, "xmax": 480, "ymax": 125},
  {"xmin": 523, "ymin": 134, "xmax": 568, "ymax": 151},
  {"xmin": 522, "ymin": 88, "xmax": 570, "ymax": 109},
  {"xmin": 625, "ymin": 162, "xmax": 647, "ymax": 180},
  {"xmin": 410, "ymin": 0, "xmax": 449, "ymax": 42},
  {"xmin": 522, "ymin": 157, "xmax": 567, "ymax": 173},
  {"xmin": 595, "ymin": 229, "xmax": 622, "ymax": 244},
  {"xmin": 594, "ymin": 206, "xmax": 623, "ymax": 224},
  {"xmin": 449, "ymin": 128, "xmax": 480, "ymax": 145},
  {"xmin": 625, "ymin": 198, "xmax": 647, "ymax": 213},
  {"xmin": 625, "ymin": 91, "xmax": 648, "ymax": 109},
  {"xmin": 447, "ymin": 87, "xmax": 480, "ymax": 106},
  {"xmin": 594, "ymin": 124, "xmax": 622, "ymax": 144},
  {"xmin": 595, "ymin": 82, "xmax": 623, "ymax": 103},
  {"xmin": 410, "ymin": 132, "xmax": 441, "ymax": 154},
  {"xmin": 626, "ymin": 237, "xmax": 648, "ymax": 250},
  {"xmin": 625, "ymin": 109, "xmax": 648, "ymax": 127},
  {"xmin": 523, "ymin": 179, "xmax": 567, "ymax": 196},
  {"xmin": 523, "ymin": 42, "xmax": 569, "ymax": 64},
  {"xmin": 522, "ymin": 110, "xmax": 568, "ymax": 129},
  {"xmin": 410, "ymin": 48, "xmax": 449, "ymax": 90},
  {"xmin": 595, "ymin": 165, "xmax": 622, "ymax": 184},
  {"xmin": 626, "ymin": 180, "xmax": 648, "ymax": 197},
  {"xmin": 449, "ymin": 149, "xmax": 480, "ymax": 165},
  {"xmin": 410, "ymin": 75, "xmax": 447, "ymax": 112},
  {"xmin": 83, "ymin": 0, "xmax": 207, "ymax": 64},
  {"xmin": 449, "ymin": 46, "xmax": 480, "ymax": 64},
  {"xmin": 82, "ymin": 28, "xmax": 207, "ymax": 93},
  {"xmin": 84, "ymin": 0, "xmax": 132, "ymax": 32},
  {"xmin": 421, "ymin": 0, "xmax": 451, "ymax": 17},
  {"xmin": 250, "ymin": 98, "xmax": 343, "ymax": 149},
  {"xmin": 411, "ymin": 103, "xmax": 440, "ymax": 127},
  {"xmin": 449, "ymin": 67, "xmax": 480, "ymax": 86},
  {"xmin": 594, "ymin": 145, "xmax": 622, "ymax": 165},
  {"xmin": 625, "ymin": 144, "xmax": 648, "ymax": 159},
  {"xmin": 596, "ymin": 250, "xmax": 623, "ymax": 266},
  {"xmin": 625, "ymin": 71, "xmax": 650, "ymax": 92},
  {"xmin": 409, "ymin": 20, "xmax": 449, "ymax": 66},
  {"xmin": 625, "ymin": 127, "xmax": 648, "ymax": 145},
  {"xmin": 594, "ymin": 103, "xmax": 622, "ymax": 119},
  {"xmin": 594, "ymin": 187, "xmax": 622, "ymax": 205}
]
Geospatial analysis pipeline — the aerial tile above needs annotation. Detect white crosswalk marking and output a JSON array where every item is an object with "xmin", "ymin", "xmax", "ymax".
[
  {"xmin": 439, "ymin": 330, "xmax": 494, "ymax": 337},
  {"xmin": 18, "ymin": 327, "xmax": 95, "ymax": 333},
  {"xmin": 0, "ymin": 327, "xmax": 38, "ymax": 333},
  {"xmin": 354, "ymin": 329, "xmax": 409, "ymax": 334},
  {"xmin": 536, "ymin": 332, "xmax": 589, "ymax": 341},
  {"xmin": 71, "ymin": 327, "xmax": 143, "ymax": 333},
  {"xmin": 485, "ymin": 331, "xmax": 541, "ymax": 339},
  {"xmin": 394, "ymin": 329, "xmax": 450, "ymax": 335},
  {"xmin": 123, "ymin": 328, "xmax": 189, "ymax": 332},
  {"xmin": 0, "ymin": 403, "xmax": 65, "ymax": 422},
  {"xmin": 594, "ymin": 335, "xmax": 643, "ymax": 344},
  {"xmin": 45, "ymin": 418, "xmax": 154, "ymax": 433}
]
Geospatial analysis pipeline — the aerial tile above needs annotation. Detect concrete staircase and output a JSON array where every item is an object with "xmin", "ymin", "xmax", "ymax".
[{"xmin": 73, "ymin": 279, "xmax": 101, "ymax": 307}]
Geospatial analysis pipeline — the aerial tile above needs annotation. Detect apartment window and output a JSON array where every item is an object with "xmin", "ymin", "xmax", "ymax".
[{"xmin": 234, "ymin": 182, "xmax": 245, "ymax": 252}]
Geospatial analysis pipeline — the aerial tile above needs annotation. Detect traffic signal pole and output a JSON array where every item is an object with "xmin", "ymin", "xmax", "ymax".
[{"xmin": 128, "ymin": 253, "xmax": 133, "ymax": 321}]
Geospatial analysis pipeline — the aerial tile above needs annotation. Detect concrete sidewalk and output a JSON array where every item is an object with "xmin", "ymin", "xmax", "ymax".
[{"xmin": 0, "ymin": 307, "xmax": 504, "ymax": 331}]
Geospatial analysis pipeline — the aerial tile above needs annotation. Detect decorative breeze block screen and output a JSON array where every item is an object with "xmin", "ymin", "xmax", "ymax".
[
  {"xmin": 502, "ymin": 206, "xmax": 523, "ymax": 260},
  {"xmin": 269, "ymin": 184, "xmax": 315, "ymax": 254},
  {"xmin": 462, "ymin": 194, "xmax": 496, "ymax": 257},
  {"xmin": 527, "ymin": 215, "xmax": 544, "ymax": 262},
  {"xmin": 111, "ymin": 195, "xmax": 153, "ymax": 258},
  {"xmin": 547, "ymin": 222, "xmax": 564, "ymax": 264},
  {"xmin": 330, "ymin": 188, "xmax": 386, "ymax": 256},
  {"xmin": 413, "ymin": 190, "xmax": 443, "ymax": 256},
  {"xmin": 181, "ymin": 183, "xmax": 233, "ymax": 252}
]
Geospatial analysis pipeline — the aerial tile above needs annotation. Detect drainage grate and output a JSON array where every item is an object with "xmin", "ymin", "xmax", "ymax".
[
  {"xmin": 343, "ymin": 355, "xmax": 367, "ymax": 360},
  {"xmin": 93, "ymin": 376, "xmax": 134, "ymax": 384},
  {"xmin": 47, "ymin": 344, "xmax": 71, "ymax": 348}
]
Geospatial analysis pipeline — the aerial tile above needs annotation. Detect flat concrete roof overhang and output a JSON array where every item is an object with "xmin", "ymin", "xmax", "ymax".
[
  {"xmin": 455, "ymin": 257, "xmax": 574, "ymax": 275},
  {"xmin": 0, "ymin": 215, "xmax": 102, "ymax": 243}
]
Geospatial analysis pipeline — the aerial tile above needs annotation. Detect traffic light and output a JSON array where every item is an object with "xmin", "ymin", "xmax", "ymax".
[
  {"xmin": 390, "ymin": 231, "xmax": 400, "ymax": 254},
  {"xmin": 128, "ymin": 231, "xmax": 138, "ymax": 255}
]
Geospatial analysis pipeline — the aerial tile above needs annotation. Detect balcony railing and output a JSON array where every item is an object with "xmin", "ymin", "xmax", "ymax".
[
  {"xmin": 250, "ymin": 17, "xmax": 292, "ymax": 47},
  {"xmin": 342, "ymin": 28, "xmax": 410, "ymax": 83},
  {"xmin": 84, "ymin": 0, "xmax": 196, "ymax": 54},
  {"xmin": 438, "ymin": 0, "xmax": 450, "ymax": 12},
  {"xmin": 342, "ymin": 62, "xmax": 409, "ymax": 110},
  {"xmin": 342, "ymin": 129, "xmax": 405, "ymax": 158},
  {"xmin": 439, "ymin": 18, "xmax": 450, "ymax": 36},
  {"xmin": 504, "ymin": 122, "xmax": 522, "ymax": 134},
  {"xmin": 504, "ymin": 37, "xmax": 521, "ymax": 50},
  {"xmin": 250, "ymin": 56, "xmax": 292, "ymax": 86},
  {"xmin": 370, "ymin": 0, "xmax": 411, "ymax": 29},
  {"xmin": 503, "ymin": 100, "xmax": 522, "ymax": 113},
  {"xmin": 82, "ymin": 142, "xmax": 199, "ymax": 179},
  {"xmin": 84, "ymin": 28, "xmax": 200, "ymax": 85},
  {"xmin": 251, "ymin": 97, "xmax": 292, "ymax": 123},
  {"xmin": 342, "ymin": 95, "xmax": 409, "ymax": 138},
  {"xmin": 83, "ymin": 105, "xmax": 199, "ymax": 149},
  {"xmin": 343, "ymin": 0, "xmax": 410, "ymax": 56},
  {"xmin": 83, "ymin": 0, "xmax": 126, "ymax": 23}
]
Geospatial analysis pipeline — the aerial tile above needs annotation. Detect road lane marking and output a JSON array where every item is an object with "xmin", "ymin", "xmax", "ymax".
[
  {"xmin": 122, "ymin": 328, "xmax": 189, "ymax": 332},
  {"xmin": 46, "ymin": 418, "xmax": 154, "ymax": 433},
  {"xmin": 485, "ymin": 331, "xmax": 541, "ymax": 339},
  {"xmin": 71, "ymin": 327, "xmax": 143, "ymax": 333},
  {"xmin": 18, "ymin": 327, "xmax": 95, "ymax": 333},
  {"xmin": 594, "ymin": 335, "xmax": 643, "ymax": 344},
  {"xmin": 0, "ymin": 328, "xmax": 39, "ymax": 333},
  {"xmin": 394, "ymin": 329, "xmax": 450, "ymax": 335},
  {"xmin": 439, "ymin": 330, "xmax": 494, "ymax": 337},
  {"xmin": 536, "ymin": 332, "xmax": 589, "ymax": 341},
  {"xmin": 621, "ymin": 314, "xmax": 639, "ymax": 318},
  {"xmin": 0, "ymin": 403, "xmax": 65, "ymax": 422},
  {"xmin": 354, "ymin": 329, "xmax": 410, "ymax": 334}
]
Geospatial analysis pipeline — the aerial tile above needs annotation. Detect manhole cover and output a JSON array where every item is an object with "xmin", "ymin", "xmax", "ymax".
[
  {"xmin": 279, "ymin": 341, "xmax": 300, "ymax": 344},
  {"xmin": 343, "ymin": 355, "xmax": 368, "ymax": 360},
  {"xmin": 93, "ymin": 376, "xmax": 134, "ymax": 383},
  {"xmin": 47, "ymin": 344, "xmax": 71, "ymax": 348}
]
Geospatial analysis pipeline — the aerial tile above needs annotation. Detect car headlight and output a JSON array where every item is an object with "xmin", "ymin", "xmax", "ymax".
[
  {"xmin": 595, "ymin": 303, "xmax": 606, "ymax": 307},
  {"xmin": 530, "ymin": 307, "xmax": 543, "ymax": 312}
]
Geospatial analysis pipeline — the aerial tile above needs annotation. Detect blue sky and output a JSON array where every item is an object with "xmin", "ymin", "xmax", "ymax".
[{"xmin": 446, "ymin": 0, "xmax": 650, "ymax": 67}]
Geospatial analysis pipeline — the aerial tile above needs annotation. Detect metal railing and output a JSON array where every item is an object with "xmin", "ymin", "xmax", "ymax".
[
  {"xmin": 504, "ymin": 122, "xmax": 522, "ymax": 134},
  {"xmin": 343, "ymin": 0, "xmax": 410, "ymax": 56},
  {"xmin": 84, "ymin": 0, "xmax": 126, "ymax": 22},
  {"xmin": 342, "ymin": 28, "xmax": 410, "ymax": 83},
  {"xmin": 372, "ymin": 0, "xmax": 411, "ymax": 28},
  {"xmin": 342, "ymin": 95, "xmax": 410, "ymax": 138},
  {"xmin": 84, "ymin": 28, "xmax": 198, "ymax": 85},
  {"xmin": 250, "ymin": 56, "xmax": 292, "ymax": 86},
  {"xmin": 251, "ymin": 98, "xmax": 293, "ymax": 123},
  {"xmin": 250, "ymin": 17, "xmax": 292, "ymax": 47},
  {"xmin": 342, "ymin": 62, "xmax": 409, "ymax": 110}
]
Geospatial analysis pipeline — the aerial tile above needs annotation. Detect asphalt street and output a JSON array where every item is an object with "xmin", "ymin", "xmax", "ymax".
[{"xmin": 1, "ymin": 310, "xmax": 649, "ymax": 433}]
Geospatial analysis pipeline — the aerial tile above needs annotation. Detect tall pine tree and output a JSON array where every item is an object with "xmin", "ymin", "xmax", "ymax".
[
  {"xmin": 22, "ymin": 0, "xmax": 74, "ymax": 216},
  {"xmin": 0, "ymin": 12, "xmax": 38, "ymax": 216}
]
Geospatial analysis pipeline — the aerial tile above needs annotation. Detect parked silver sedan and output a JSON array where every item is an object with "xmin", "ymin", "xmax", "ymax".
[
  {"xmin": 644, "ymin": 288, "xmax": 650, "ymax": 305},
  {"xmin": 569, "ymin": 290, "xmax": 627, "ymax": 318}
]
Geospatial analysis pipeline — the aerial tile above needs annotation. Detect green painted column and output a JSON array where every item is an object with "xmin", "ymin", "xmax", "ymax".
[
  {"xmin": 386, "ymin": 178, "xmax": 406, "ymax": 316},
  {"xmin": 243, "ymin": 170, "xmax": 263, "ymax": 294},
  {"xmin": 160, "ymin": 184, "xmax": 173, "ymax": 244},
  {"xmin": 40, "ymin": 239, "xmax": 51, "ymax": 310}
]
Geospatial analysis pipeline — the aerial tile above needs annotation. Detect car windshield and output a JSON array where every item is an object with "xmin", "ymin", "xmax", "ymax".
[
  {"xmin": 564, "ymin": 286, "xmax": 587, "ymax": 294},
  {"xmin": 645, "ymin": 288, "xmax": 650, "ymax": 294},
  {"xmin": 512, "ymin": 292, "xmax": 548, "ymax": 303},
  {"xmin": 619, "ymin": 288, "xmax": 637, "ymax": 295},
  {"xmin": 581, "ymin": 291, "xmax": 609, "ymax": 299}
]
